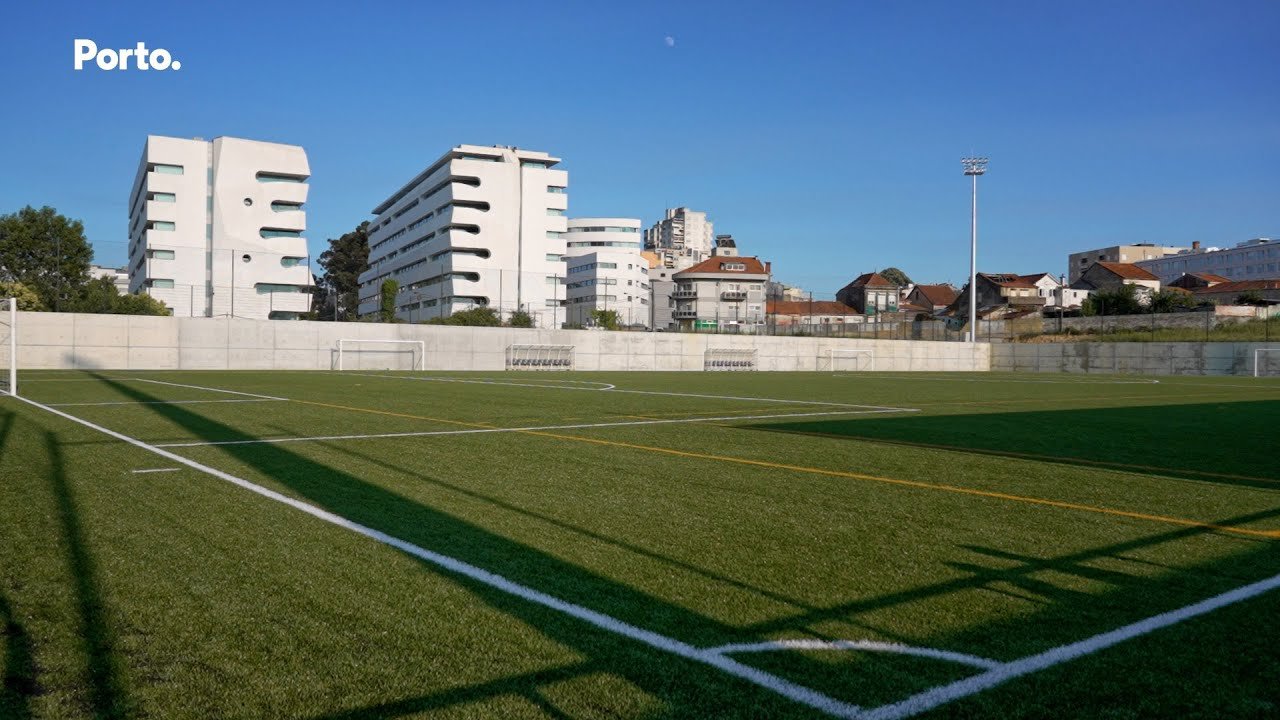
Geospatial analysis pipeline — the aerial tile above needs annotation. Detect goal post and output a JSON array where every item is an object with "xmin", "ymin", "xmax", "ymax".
[
  {"xmin": 506, "ymin": 344, "xmax": 574, "ymax": 370},
  {"xmin": 336, "ymin": 339, "xmax": 425, "ymax": 371},
  {"xmin": 704, "ymin": 348, "xmax": 757, "ymax": 371},
  {"xmin": 820, "ymin": 348, "xmax": 874, "ymax": 372},
  {"xmin": 1254, "ymin": 348, "xmax": 1280, "ymax": 378},
  {"xmin": 0, "ymin": 298, "xmax": 14, "ymax": 396}
]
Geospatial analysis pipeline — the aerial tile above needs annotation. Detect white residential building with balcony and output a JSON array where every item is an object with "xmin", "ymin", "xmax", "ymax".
[
  {"xmin": 644, "ymin": 207, "xmax": 714, "ymax": 270},
  {"xmin": 563, "ymin": 218, "xmax": 648, "ymax": 328},
  {"xmin": 358, "ymin": 145, "xmax": 568, "ymax": 326},
  {"xmin": 126, "ymin": 135, "xmax": 313, "ymax": 319}
]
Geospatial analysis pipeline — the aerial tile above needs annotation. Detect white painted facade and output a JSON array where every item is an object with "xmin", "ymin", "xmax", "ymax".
[
  {"xmin": 644, "ymin": 207, "xmax": 714, "ymax": 270},
  {"xmin": 359, "ymin": 145, "xmax": 568, "ymax": 327},
  {"xmin": 89, "ymin": 265, "xmax": 130, "ymax": 294},
  {"xmin": 563, "ymin": 218, "xmax": 648, "ymax": 328},
  {"xmin": 1136, "ymin": 238, "xmax": 1280, "ymax": 283},
  {"xmin": 127, "ymin": 135, "xmax": 313, "ymax": 319}
]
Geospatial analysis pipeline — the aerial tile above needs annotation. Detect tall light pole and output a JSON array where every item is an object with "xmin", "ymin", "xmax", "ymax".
[{"xmin": 962, "ymin": 156, "xmax": 988, "ymax": 342}]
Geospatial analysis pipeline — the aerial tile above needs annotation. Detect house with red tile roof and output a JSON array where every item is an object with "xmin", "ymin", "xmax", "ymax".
[
  {"xmin": 1191, "ymin": 279, "xmax": 1280, "ymax": 305},
  {"xmin": 1076, "ymin": 262, "xmax": 1161, "ymax": 294},
  {"xmin": 836, "ymin": 272, "xmax": 899, "ymax": 314},
  {"xmin": 766, "ymin": 300, "xmax": 863, "ymax": 327},
  {"xmin": 904, "ymin": 283, "xmax": 959, "ymax": 313},
  {"xmin": 669, "ymin": 255, "xmax": 771, "ymax": 331},
  {"xmin": 1169, "ymin": 272, "xmax": 1230, "ymax": 291}
]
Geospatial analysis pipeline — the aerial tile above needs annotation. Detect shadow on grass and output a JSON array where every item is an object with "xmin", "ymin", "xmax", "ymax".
[
  {"xmin": 744, "ymin": 400, "xmax": 1280, "ymax": 488},
  {"xmin": 0, "ymin": 589, "xmax": 36, "ymax": 720},
  {"xmin": 43, "ymin": 430, "xmax": 130, "ymax": 719},
  {"xmin": 83, "ymin": 374, "xmax": 824, "ymax": 718}
]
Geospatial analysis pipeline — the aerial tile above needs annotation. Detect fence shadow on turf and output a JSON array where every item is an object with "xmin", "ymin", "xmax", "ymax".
[
  {"xmin": 0, "ymin": 589, "xmax": 36, "ymax": 720},
  {"xmin": 81, "ymin": 374, "xmax": 821, "ymax": 718},
  {"xmin": 743, "ymin": 399, "xmax": 1280, "ymax": 489}
]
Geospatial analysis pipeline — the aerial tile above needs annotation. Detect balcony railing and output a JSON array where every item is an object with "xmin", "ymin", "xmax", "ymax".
[
  {"xmin": 672, "ymin": 289, "xmax": 697, "ymax": 299},
  {"xmin": 673, "ymin": 309, "xmax": 698, "ymax": 319},
  {"xmin": 720, "ymin": 290, "xmax": 747, "ymax": 301}
]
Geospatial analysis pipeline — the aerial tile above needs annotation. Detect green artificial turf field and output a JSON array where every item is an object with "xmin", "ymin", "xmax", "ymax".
[{"xmin": 1, "ymin": 369, "xmax": 1279, "ymax": 719}]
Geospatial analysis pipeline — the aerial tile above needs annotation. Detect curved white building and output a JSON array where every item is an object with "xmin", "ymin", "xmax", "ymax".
[
  {"xmin": 127, "ymin": 135, "xmax": 313, "ymax": 319},
  {"xmin": 564, "ymin": 218, "xmax": 649, "ymax": 328},
  {"xmin": 358, "ymin": 145, "xmax": 568, "ymax": 326}
]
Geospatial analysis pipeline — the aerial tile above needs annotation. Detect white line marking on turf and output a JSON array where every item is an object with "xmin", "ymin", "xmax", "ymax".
[
  {"xmin": 349, "ymin": 372, "xmax": 911, "ymax": 411},
  {"xmin": 834, "ymin": 375, "xmax": 1162, "ymax": 385},
  {"xmin": 51, "ymin": 398, "xmax": 280, "ymax": 407},
  {"xmin": 131, "ymin": 467, "xmax": 180, "ymax": 474},
  {"xmin": 861, "ymin": 571, "xmax": 1280, "ymax": 720},
  {"xmin": 389, "ymin": 375, "xmax": 619, "ymax": 391},
  {"xmin": 15, "ymin": 393, "xmax": 863, "ymax": 719},
  {"xmin": 709, "ymin": 639, "xmax": 1000, "ymax": 670},
  {"xmin": 153, "ymin": 408, "xmax": 915, "ymax": 448},
  {"xmin": 124, "ymin": 378, "xmax": 287, "ymax": 401}
]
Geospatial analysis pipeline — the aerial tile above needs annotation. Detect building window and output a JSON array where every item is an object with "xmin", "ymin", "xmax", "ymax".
[
  {"xmin": 546, "ymin": 253, "xmax": 563, "ymax": 262},
  {"xmin": 147, "ymin": 220, "xmax": 175, "ymax": 231},
  {"xmin": 271, "ymin": 201, "xmax": 304, "ymax": 212},
  {"xmin": 546, "ymin": 231, "xmax": 564, "ymax": 239},
  {"xmin": 147, "ymin": 249, "xmax": 175, "ymax": 260},
  {"xmin": 255, "ymin": 283, "xmax": 305, "ymax": 294},
  {"xmin": 521, "ymin": 161, "xmax": 549, "ymax": 169},
  {"xmin": 547, "ymin": 186, "xmax": 566, "ymax": 193},
  {"xmin": 256, "ymin": 172, "xmax": 306, "ymax": 183},
  {"xmin": 281, "ymin": 257, "xmax": 305, "ymax": 268},
  {"xmin": 149, "ymin": 192, "xmax": 176, "ymax": 203},
  {"xmin": 148, "ymin": 278, "xmax": 175, "ymax": 288},
  {"xmin": 260, "ymin": 228, "xmax": 303, "ymax": 238},
  {"xmin": 150, "ymin": 163, "xmax": 183, "ymax": 175},
  {"xmin": 547, "ymin": 208, "xmax": 565, "ymax": 216}
]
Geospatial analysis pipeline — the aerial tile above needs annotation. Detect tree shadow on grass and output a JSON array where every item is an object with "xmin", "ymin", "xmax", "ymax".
[
  {"xmin": 0, "ymin": 589, "xmax": 36, "ymax": 720},
  {"xmin": 744, "ymin": 400, "xmax": 1280, "ymax": 489}
]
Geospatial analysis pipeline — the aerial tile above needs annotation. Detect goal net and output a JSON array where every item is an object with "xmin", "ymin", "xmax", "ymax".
[
  {"xmin": 819, "ymin": 348, "xmax": 874, "ymax": 372},
  {"xmin": 0, "ymin": 298, "xmax": 14, "ymax": 396},
  {"xmin": 507, "ymin": 344, "xmax": 574, "ymax": 370},
  {"xmin": 335, "ymin": 340, "xmax": 424, "ymax": 371},
  {"xmin": 704, "ymin": 348, "xmax": 757, "ymax": 371},
  {"xmin": 1255, "ymin": 348, "xmax": 1280, "ymax": 377}
]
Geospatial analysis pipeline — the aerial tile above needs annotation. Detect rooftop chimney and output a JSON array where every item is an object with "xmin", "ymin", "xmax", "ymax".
[{"xmin": 1192, "ymin": 241, "xmax": 1201, "ymax": 250}]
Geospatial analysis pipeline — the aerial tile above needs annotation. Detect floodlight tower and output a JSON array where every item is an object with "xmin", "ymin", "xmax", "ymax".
[{"xmin": 962, "ymin": 156, "xmax": 988, "ymax": 343}]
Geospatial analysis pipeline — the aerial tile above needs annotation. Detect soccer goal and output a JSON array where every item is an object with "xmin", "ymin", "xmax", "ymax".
[
  {"xmin": 1254, "ymin": 348, "xmax": 1280, "ymax": 377},
  {"xmin": 506, "ymin": 344, "xmax": 574, "ymax": 371},
  {"xmin": 704, "ymin": 348, "xmax": 757, "ymax": 371},
  {"xmin": 335, "ymin": 339, "xmax": 425, "ymax": 371},
  {"xmin": 0, "ymin": 297, "xmax": 15, "ymax": 396},
  {"xmin": 819, "ymin": 348, "xmax": 874, "ymax": 372}
]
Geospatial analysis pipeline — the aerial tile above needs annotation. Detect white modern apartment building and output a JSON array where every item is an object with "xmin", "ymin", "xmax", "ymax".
[
  {"xmin": 563, "ymin": 218, "xmax": 648, "ymax": 327},
  {"xmin": 358, "ymin": 145, "xmax": 568, "ymax": 326},
  {"xmin": 1136, "ymin": 238, "xmax": 1280, "ymax": 283},
  {"xmin": 644, "ymin": 207, "xmax": 714, "ymax": 270},
  {"xmin": 1067, "ymin": 243, "xmax": 1188, "ymax": 284},
  {"xmin": 89, "ymin": 264, "xmax": 129, "ymax": 294},
  {"xmin": 127, "ymin": 135, "xmax": 313, "ymax": 319}
]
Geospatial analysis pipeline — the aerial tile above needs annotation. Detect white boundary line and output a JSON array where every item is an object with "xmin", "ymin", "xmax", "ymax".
[
  {"xmin": 124, "ymin": 378, "xmax": 287, "ymax": 401},
  {"xmin": 131, "ymin": 467, "xmax": 180, "ymax": 474},
  {"xmin": 154, "ymin": 408, "xmax": 914, "ymax": 448},
  {"xmin": 347, "ymin": 372, "xmax": 912, "ymax": 412},
  {"xmin": 834, "ymin": 374, "xmax": 1162, "ymax": 385},
  {"xmin": 862, "ymin": 570, "xmax": 1280, "ymax": 719},
  {"xmin": 51, "ymin": 398, "xmax": 281, "ymax": 407},
  {"xmin": 709, "ymin": 639, "xmax": 1000, "ymax": 670},
  {"xmin": 12, "ymin": 393, "xmax": 863, "ymax": 719}
]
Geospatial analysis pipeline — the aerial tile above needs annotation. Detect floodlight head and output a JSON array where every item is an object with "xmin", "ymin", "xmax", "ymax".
[{"xmin": 962, "ymin": 157, "xmax": 989, "ymax": 176}]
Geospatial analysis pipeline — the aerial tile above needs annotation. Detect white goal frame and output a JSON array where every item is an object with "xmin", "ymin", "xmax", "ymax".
[
  {"xmin": 506, "ymin": 344, "xmax": 574, "ymax": 371},
  {"xmin": 704, "ymin": 348, "xmax": 757, "ymax": 371},
  {"xmin": 1254, "ymin": 348, "xmax": 1280, "ymax": 378},
  {"xmin": 1, "ymin": 298, "xmax": 14, "ymax": 396},
  {"xmin": 821, "ymin": 348, "xmax": 874, "ymax": 372},
  {"xmin": 336, "ymin": 339, "xmax": 425, "ymax": 371}
]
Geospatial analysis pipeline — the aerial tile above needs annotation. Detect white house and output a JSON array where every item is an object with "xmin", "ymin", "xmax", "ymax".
[
  {"xmin": 127, "ymin": 135, "xmax": 313, "ymax": 319},
  {"xmin": 358, "ymin": 145, "xmax": 568, "ymax": 327},
  {"xmin": 563, "ymin": 218, "xmax": 649, "ymax": 328}
]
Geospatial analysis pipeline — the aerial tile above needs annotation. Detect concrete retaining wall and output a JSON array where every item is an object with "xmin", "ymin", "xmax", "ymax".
[
  {"xmin": 991, "ymin": 341, "xmax": 1278, "ymax": 375},
  {"xmin": 12, "ymin": 312, "xmax": 990, "ymax": 372}
]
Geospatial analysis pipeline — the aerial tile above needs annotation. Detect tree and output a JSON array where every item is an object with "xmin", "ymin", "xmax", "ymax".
[
  {"xmin": 0, "ymin": 206, "xmax": 93, "ymax": 311},
  {"xmin": 315, "ymin": 222, "xmax": 370, "ymax": 321},
  {"xmin": 1237, "ymin": 291, "xmax": 1269, "ymax": 307},
  {"xmin": 1150, "ymin": 288, "xmax": 1197, "ymax": 313},
  {"xmin": 1081, "ymin": 284, "xmax": 1144, "ymax": 316},
  {"xmin": 69, "ymin": 276, "xmax": 170, "ymax": 315},
  {"xmin": 508, "ymin": 309, "xmax": 534, "ymax": 328},
  {"xmin": 879, "ymin": 267, "xmax": 912, "ymax": 287},
  {"xmin": 0, "ymin": 280, "xmax": 46, "ymax": 311},
  {"xmin": 425, "ymin": 307, "xmax": 502, "ymax": 326},
  {"xmin": 378, "ymin": 278, "xmax": 399, "ymax": 323},
  {"xmin": 589, "ymin": 309, "xmax": 620, "ymax": 330}
]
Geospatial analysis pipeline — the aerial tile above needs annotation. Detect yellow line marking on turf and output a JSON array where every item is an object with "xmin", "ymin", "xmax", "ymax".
[
  {"xmin": 743, "ymin": 429, "xmax": 1279, "ymax": 486},
  {"xmin": 516, "ymin": 430, "xmax": 1280, "ymax": 540},
  {"xmin": 293, "ymin": 398, "xmax": 1280, "ymax": 540}
]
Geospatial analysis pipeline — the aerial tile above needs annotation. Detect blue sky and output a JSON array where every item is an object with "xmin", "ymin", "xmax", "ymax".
[{"xmin": 1, "ymin": 0, "xmax": 1276, "ymax": 294}]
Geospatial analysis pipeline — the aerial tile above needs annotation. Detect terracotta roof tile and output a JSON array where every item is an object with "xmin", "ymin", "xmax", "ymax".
[
  {"xmin": 913, "ymin": 284, "xmax": 959, "ymax": 306},
  {"xmin": 1093, "ymin": 262, "xmax": 1160, "ymax": 281},
  {"xmin": 1191, "ymin": 279, "xmax": 1280, "ymax": 294},
  {"xmin": 672, "ymin": 256, "xmax": 769, "ymax": 277}
]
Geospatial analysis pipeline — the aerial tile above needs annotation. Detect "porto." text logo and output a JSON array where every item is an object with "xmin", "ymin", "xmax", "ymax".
[{"xmin": 73, "ymin": 39, "xmax": 182, "ymax": 71}]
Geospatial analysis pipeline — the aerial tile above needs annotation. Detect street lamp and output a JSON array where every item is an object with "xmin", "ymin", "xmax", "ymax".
[{"xmin": 962, "ymin": 156, "xmax": 988, "ymax": 343}]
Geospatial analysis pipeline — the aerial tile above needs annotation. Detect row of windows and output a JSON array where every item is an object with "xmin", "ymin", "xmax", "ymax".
[
  {"xmin": 568, "ymin": 278, "xmax": 617, "ymax": 289},
  {"xmin": 566, "ymin": 261, "xmax": 618, "ymax": 274},
  {"xmin": 260, "ymin": 228, "xmax": 303, "ymax": 239},
  {"xmin": 372, "ymin": 175, "xmax": 481, "ymax": 241},
  {"xmin": 567, "ymin": 226, "xmax": 639, "ymax": 233},
  {"xmin": 566, "ymin": 241, "xmax": 641, "ymax": 249}
]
